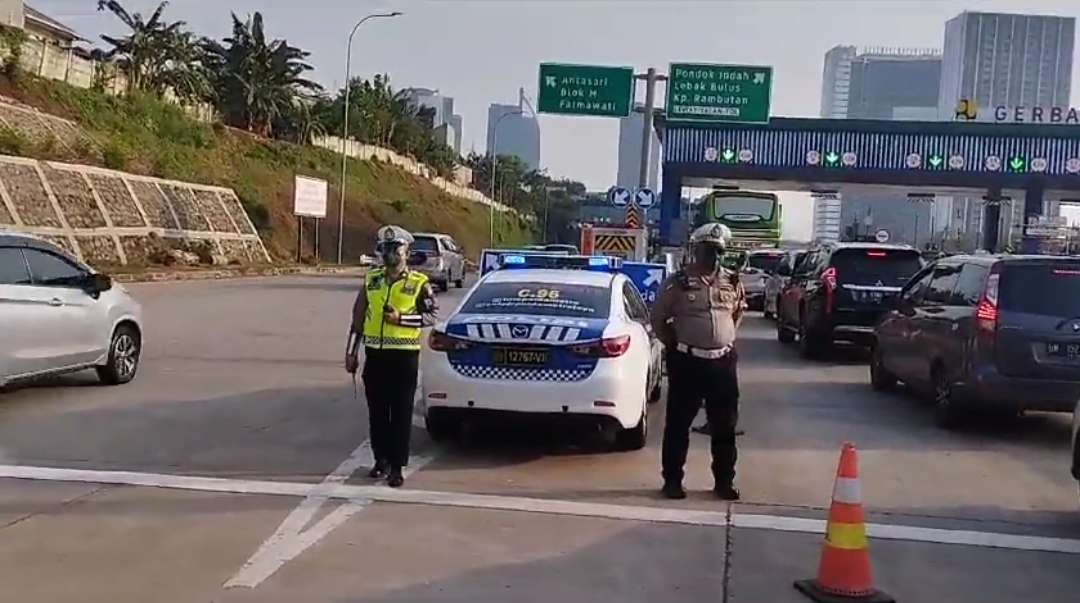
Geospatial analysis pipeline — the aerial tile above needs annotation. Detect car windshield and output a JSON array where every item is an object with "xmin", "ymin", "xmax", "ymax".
[
  {"xmin": 411, "ymin": 237, "xmax": 439, "ymax": 254},
  {"xmin": 710, "ymin": 195, "xmax": 776, "ymax": 221},
  {"xmin": 461, "ymin": 281, "xmax": 610, "ymax": 318},
  {"xmin": 748, "ymin": 253, "xmax": 784, "ymax": 271},
  {"xmin": 829, "ymin": 248, "xmax": 922, "ymax": 286},
  {"xmin": 1000, "ymin": 262, "xmax": 1080, "ymax": 318}
]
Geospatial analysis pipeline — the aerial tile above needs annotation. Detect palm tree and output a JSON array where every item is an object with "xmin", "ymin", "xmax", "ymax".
[
  {"xmin": 96, "ymin": 1, "xmax": 183, "ymax": 94},
  {"xmin": 202, "ymin": 12, "xmax": 321, "ymax": 137}
]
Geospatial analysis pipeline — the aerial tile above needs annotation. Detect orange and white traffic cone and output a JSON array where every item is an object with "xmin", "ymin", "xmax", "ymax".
[{"xmin": 794, "ymin": 443, "xmax": 895, "ymax": 603}]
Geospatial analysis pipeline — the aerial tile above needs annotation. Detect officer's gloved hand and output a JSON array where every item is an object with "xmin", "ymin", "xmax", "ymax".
[{"xmin": 345, "ymin": 353, "xmax": 359, "ymax": 374}]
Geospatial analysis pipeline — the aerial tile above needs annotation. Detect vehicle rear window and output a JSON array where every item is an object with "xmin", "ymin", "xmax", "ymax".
[
  {"xmin": 748, "ymin": 253, "xmax": 784, "ymax": 271},
  {"xmin": 462, "ymin": 282, "xmax": 610, "ymax": 318},
  {"xmin": 411, "ymin": 237, "xmax": 440, "ymax": 253},
  {"xmin": 1000, "ymin": 262, "xmax": 1080, "ymax": 318},
  {"xmin": 829, "ymin": 249, "xmax": 922, "ymax": 287}
]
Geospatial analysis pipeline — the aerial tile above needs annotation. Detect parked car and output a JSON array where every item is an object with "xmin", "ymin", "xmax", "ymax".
[
  {"xmin": 743, "ymin": 249, "xmax": 786, "ymax": 312},
  {"xmin": 873, "ymin": 255, "xmax": 1080, "ymax": 428},
  {"xmin": 410, "ymin": 233, "xmax": 466, "ymax": 291},
  {"xmin": 777, "ymin": 242, "xmax": 922, "ymax": 357},
  {"xmin": 763, "ymin": 249, "xmax": 807, "ymax": 320},
  {"xmin": 0, "ymin": 233, "xmax": 143, "ymax": 389}
]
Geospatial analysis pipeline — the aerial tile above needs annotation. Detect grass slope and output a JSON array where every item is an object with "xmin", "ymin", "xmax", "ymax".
[{"xmin": 0, "ymin": 74, "xmax": 533, "ymax": 262}]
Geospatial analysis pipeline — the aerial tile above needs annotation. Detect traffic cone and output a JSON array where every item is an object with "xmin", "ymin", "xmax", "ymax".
[{"xmin": 794, "ymin": 443, "xmax": 895, "ymax": 603}]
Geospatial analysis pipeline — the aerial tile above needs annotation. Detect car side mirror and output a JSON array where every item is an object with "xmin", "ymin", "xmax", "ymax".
[{"xmin": 86, "ymin": 273, "xmax": 112, "ymax": 295}]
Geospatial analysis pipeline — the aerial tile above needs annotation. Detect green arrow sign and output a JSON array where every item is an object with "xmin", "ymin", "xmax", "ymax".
[
  {"xmin": 537, "ymin": 63, "xmax": 633, "ymax": 117},
  {"xmin": 928, "ymin": 154, "xmax": 944, "ymax": 169},
  {"xmin": 666, "ymin": 63, "xmax": 773, "ymax": 124},
  {"xmin": 1008, "ymin": 156, "xmax": 1027, "ymax": 172},
  {"xmin": 825, "ymin": 151, "xmax": 840, "ymax": 166},
  {"xmin": 721, "ymin": 148, "xmax": 736, "ymax": 163}
]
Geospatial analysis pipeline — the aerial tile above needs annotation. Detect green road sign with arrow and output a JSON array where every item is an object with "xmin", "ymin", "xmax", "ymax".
[
  {"xmin": 721, "ymin": 148, "xmax": 736, "ymax": 163},
  {"xmin": 537, "ymin": 63, "xmax": 633, "ymax": 117},
  {"xmin": 1008, "ymin": 156, "xmax": 1027, "ymax": 173},
  {"xmin": 927, "ymin": 154, "xmax": 944, "ymax": 169},
  {"xmin": 824, "ymin": 151, "xmax": 840, "ymax": 166}
]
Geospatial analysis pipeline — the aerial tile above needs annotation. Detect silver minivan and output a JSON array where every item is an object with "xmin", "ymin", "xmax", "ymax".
[
  {"xmin": 1, "ymin": 233, "xmax": 144, "ymax": 388},
  {"xmin": 410, "ymin": 233, "xmax": 466, "ymax": 291}
]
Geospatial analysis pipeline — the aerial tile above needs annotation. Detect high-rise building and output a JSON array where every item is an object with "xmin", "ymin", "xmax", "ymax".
[
  {"xmin": 938, "ymin": 11, "xmax": 1075, "ymax": 119},
  {"xmin": 818, "ymin": 47, "xmax": 942, "ymax": 246},
  {"xmin": 615, "ymin": 106, "xmax": 660, "ymax": 191},
  {"xmin": 486, "ymin": 88, "xmax": 541, "ymax": 170},
  {"xmin": 404, "ymin": 87, "xmax": 463, "ymax": 155}
]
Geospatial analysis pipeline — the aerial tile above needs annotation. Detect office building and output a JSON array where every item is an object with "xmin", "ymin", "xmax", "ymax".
[
  {"xmin": 818, "ymin": 46, "xmax": 942, "ymax": 246},
  {"xmin": 615, "ymin": 106, "xmax": 660, "ymax": 191},
  {"xmin": 404, "ymin": 87, "xmax": 463, "ymax": 156},
  {"xmin": 938, "ymin": 11, "xmax": 1075, "ymax": 119},
  {"xmin": 486, "ymin": 88, "xmax": 541, "ymax": 170}
]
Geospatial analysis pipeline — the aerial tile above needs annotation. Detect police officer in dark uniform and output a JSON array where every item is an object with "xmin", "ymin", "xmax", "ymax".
[
  {"xmin": 652, "ymin": 223, "xmax": 746, "ymax": 500},
  {"xmin": 346, "ymin": 225, "xmax": 438, "ymax": 488}
]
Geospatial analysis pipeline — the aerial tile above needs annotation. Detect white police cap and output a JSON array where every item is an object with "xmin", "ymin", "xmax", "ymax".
[
  {"xmin": 689, "ymin": 222, "xmax": 732, "ymax": 248},
  {"xmin": 376, "ymin": 225, "xmax": 414, "ymax": 246}
]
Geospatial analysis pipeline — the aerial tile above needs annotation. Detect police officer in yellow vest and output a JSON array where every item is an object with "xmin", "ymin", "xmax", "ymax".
[{"xmin": 345, "ymin": 225, "xmax": 438, "ymax": 488}]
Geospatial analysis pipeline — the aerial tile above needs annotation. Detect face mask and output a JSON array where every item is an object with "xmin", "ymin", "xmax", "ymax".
[
  {"xmin": 380, "ymin": 244, "xmax": 405, "ymax": 267},
  {"xmin": 695, "ymin": 245, "xmax": 721, "ymax": 269}
]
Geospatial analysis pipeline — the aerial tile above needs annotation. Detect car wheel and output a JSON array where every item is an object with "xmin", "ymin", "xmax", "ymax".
[
  {"xmin": 436, "ymin": 279, "xmax": 449, "ymax": 293},
  {"xmin": 870, "ymin": 345, "xmax": 897, "ymax": 391},
  {"xmin": 425, "ymin": 411, "xmax": 459, "ymax": 442},
  {"xmin": 616, "ymin": 408, "xmax": 648, "ymax": 451},
  {"xmin": 455, "ymin": 274, "xmax": 464, "ymax": 288},
  {"xmin": 932, "ymin": 368, "xmax": 964, "ymax": 430},
  {"xmin": 96, "ymin": 324, "xmax": 141, "ymax": 385},
  {"xmin": 777, "ymin": 318, "xmax": 795, "ymax": 343},
  {"xmin": 798, "ymin": 323, "xmax": 817, "ymax": 358}
]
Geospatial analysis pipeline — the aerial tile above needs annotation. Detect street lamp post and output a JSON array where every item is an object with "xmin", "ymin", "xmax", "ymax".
[
  {"xmin": 489, "ymin": 110, "xmax": 523, "ymax": 246},
  {"xmin": 336, "ymin": 11, "xmax": 402, "ymax": 264}
]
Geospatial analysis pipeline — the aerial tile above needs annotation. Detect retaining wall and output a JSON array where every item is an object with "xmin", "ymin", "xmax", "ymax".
[{"xmin": 0, "ymin": 155, "xmax": 270, "ymax": 267}]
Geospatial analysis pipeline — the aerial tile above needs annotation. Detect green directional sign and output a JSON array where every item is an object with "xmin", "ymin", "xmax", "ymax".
[
  {"xmin": 1008, "ymin": 156, "xmax": 1027, "ymax": 173},
  {"xmin": 666, "ymin": 63, "xmax": 772, "ymax": 123},
  {"xmin": 824, "ymin": 151, "xmax": 840, "ymax": 167},
  {"xmin": 927, "ymin": 154, "xmax": 944, "ymax": 169},
  {"xmin": 537, "ymin": 63, "xmax": 633, "ymax": 117},
  {"xmin": 721, "ymin": 148, "xmax": 736, "ymax": 163}
]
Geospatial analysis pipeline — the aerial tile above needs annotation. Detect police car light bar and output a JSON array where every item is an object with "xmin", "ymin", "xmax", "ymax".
[{"xmin": 498, "ymin": 254, "xmax": 623, "ymax": 272}]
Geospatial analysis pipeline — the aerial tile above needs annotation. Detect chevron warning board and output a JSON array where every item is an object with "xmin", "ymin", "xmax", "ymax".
[
  {"xmin": 594, "ymin": 234, "xmax": 637, "ymax": 258},
  {"xmin": 625, "ymin": 205, "xmax": 642, "ymax": 229}
]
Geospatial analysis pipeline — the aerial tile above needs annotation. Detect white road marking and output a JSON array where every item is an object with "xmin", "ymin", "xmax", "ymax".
[{"xmin": 4, "ymin": 463, "xmax": 1080, "ymax": 556}]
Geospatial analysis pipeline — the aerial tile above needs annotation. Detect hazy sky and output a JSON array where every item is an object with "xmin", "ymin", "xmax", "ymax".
[{"xmin": 34, "ymin": 0, "xmax": 1080, "ymax": 238}]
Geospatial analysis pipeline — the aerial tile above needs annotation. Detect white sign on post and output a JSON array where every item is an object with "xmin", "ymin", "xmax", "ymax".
[
  {"xmin": 874, "ymin": 229, "xmax": 890, "ymax": 243},
  {"xmin": 635, "ymin": 188, "xmax": 655, "ymax": 208},
  {"xmin": 294, "ymin": 175, "xmax": 328, "ymax": 218}
]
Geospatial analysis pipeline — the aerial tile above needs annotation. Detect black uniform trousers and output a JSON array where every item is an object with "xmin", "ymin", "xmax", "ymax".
[
  {"xmin": 362, "ymin": 347, "xmax": 419, "ymax": 469},
  {"xmin": 661, "ymin": 348, "xmax": 739, "ymax": 486}
]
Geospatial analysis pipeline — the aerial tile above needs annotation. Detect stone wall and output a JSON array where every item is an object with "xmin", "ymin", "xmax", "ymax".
[{"xmin": 0, "ymin": 155, "xmax": 270, "ymax": 267}]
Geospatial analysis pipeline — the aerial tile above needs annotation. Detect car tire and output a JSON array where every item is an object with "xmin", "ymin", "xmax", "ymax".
[
  {"xmin": 799, "ymin": 323, "xmax": 828, "ymax": 359},
  {"xmin": 436, "ymin": 280, "xmax": 449, "ymax": 293},
  {"xmin": 454, "ymin": 272, "xmax": 464, "ymax": 288},
  {"xmin": 425, "ymin": 411, "xmax": 459, "ymax": 442},
  {"xmin": 96, "ymin": 324, "xmax": 141, "ymax": 385},
  {"xmin": 616, "ymin": 408, "xmax": 648, "ymax": 451},
  {"xmin": 777, "ymin": 319, "xmax": 795, "ymax": 343},
  {"xmin": 870, "ymin": 345, "xmax": 897, "ymax": 391},
  {"xmin": 932, "ymin": 368, "xmax": 964, "ymax": 430}
]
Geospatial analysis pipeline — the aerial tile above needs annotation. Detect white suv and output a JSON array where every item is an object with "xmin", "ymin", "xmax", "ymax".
[{"xmin": 0, "ymin": 233, "xmax": 143, "ymax": 388}]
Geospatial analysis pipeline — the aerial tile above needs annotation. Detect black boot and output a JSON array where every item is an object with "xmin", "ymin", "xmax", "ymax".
[
  {"xmin": 367, "ymin": 460, "xmax": 388, "ymax": 479},
  {"xmin": 714, "ymin": 483, "xmax": 740, "ymax": 501},
  {"xmin": 387, "ymin": 467, "xmax": 405, "ymax": 488},
  {"xmin": 662, "ymin": 481, "xmax": 687, "ymax": 500}
]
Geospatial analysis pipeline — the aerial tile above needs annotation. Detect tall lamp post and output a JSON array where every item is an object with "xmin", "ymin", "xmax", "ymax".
[
  {"xmin": 336, "ymin": 11, "xmax": 402, "ymax": 264},
  {"xmin": 489, "ymin": 110, "xmax": 523, "ymax": 245}
]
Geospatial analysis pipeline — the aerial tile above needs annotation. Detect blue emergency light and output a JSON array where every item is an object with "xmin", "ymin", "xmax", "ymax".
[{"xmin": 498, "ymin": 254, "xmax": 623, "ymax": 272}]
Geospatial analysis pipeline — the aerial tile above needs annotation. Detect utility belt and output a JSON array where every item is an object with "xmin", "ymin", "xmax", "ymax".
[{"xmin": 674, "ymin": 342, "xmax": 735, "ymax": 360}]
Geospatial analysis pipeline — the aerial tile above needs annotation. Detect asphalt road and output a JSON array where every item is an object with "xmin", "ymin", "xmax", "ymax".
[{"xmin": 1, "ymin": 275, "xmax": 1078, "ymax": 602}]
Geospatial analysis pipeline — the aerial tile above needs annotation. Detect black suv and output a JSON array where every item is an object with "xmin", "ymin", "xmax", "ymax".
[
  {"xmin": 776, "ymin": 242, "xmax": 923, "ymax": 357},
  {"xmin": 873, "ymin": 255, "xmax": 1080, "ymax": 428}
]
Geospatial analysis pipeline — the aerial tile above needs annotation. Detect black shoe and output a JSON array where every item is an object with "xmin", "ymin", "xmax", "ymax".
[
  {"xmin": 662, "ymin": 482, "xmax": 687, "ymax": 500},
  {"xmin": 387, "ymin": 468, "xmax": 404, "ymax": 488},
  {"xmin": 367, "ymin": 461, "xmax": 388, "ymax": 479},
  {"xmin": 714, "ymin": 484, "xmax": 740, "ymax": 501}
]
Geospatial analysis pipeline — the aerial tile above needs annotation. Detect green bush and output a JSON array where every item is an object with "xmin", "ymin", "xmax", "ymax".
[
  {"xmin": 0, "ymin": 125, "xmax": 26, "ymax": 155},
  {"xmin": 101, "ymin": 141, "xmax": 129, "ymax": 170}
]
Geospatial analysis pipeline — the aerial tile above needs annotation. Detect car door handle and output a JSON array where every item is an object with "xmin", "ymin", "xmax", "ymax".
[{"xmin": 49, "ymin": 297, "xmax": 64, "ymax": 307}]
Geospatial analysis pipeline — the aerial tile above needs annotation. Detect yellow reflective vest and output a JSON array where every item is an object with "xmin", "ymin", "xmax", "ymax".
[{"xmin": 362, "ymin": 268, "xmax": 429, "ymax": 350}]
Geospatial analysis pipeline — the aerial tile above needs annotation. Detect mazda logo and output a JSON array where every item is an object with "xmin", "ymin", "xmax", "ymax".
[{"xmin": 511, "ymin": 325, "xmax": 529, "ymax": 338}]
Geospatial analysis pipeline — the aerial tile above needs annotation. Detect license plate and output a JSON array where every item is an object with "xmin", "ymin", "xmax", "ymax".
[
  {"xmin": 853, "ymin": 291, "xmax": 885, "ymax": 304},
  {"xmin": 492, "ymin": 348, "xmax": 549, "ymax": 366},
  {"xmin": 1046, "ymin": 342, "xmax": 1080, "ymax": 360}
]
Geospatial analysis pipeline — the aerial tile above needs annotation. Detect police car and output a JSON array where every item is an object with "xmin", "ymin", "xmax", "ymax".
[{"xmin": 421, "ymin": 254, "xmax": 663, "ymax": 450}]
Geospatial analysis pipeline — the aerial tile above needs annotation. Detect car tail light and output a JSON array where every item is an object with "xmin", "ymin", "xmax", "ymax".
[
  {"xmin": 428, "ymin": 330, "xmax": 472, "ymax": 352},
  {"xmin": 821, "ymin": 266, "xmax": 838, "ymax": 314},
  {"xmin": 866, "ymin": 251, "xmax": 888, "ymax": 257},
  {"xmin": 976, "ymin": 269, "xmax": 1000, "ymax": 331},
  {"xmin": 569, "ymin": 335, "xmax": 631, "ymax": 358}
]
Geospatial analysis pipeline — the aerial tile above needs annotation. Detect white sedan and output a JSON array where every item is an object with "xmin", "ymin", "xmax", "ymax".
[{"xmin": 421, "ymin": 260, "xmax": 662, "ymax": 450}]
